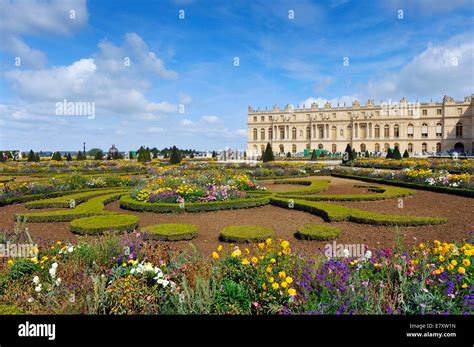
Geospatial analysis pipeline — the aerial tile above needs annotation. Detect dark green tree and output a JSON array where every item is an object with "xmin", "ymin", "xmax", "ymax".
[
  {"xmin": 52, "ymin": 151, "xmax": 62, "ymax": 161},
  {"xmin": 310, "ymin": 149, "xmax": 317, "ymax": 161},
  {"xmin": 386, "ymin": 148, "xmax": 393, "ymax": 159},
  {"xmin": 342, "ymin": 144, "xmax": 352, "ymax": 164},
  {"xmin": 286, "ymin": 151, "xmax": 291, "ymax": 158},
  {"xmin": 27, "ymin": 150, "xmax": 36, "ymax": 162},
  {"xmin": 392, "ymin": 147, "xmax": 402, "ymax": 160},
  {"xmin": 403, "ymin": 149, "xmax": 409, "ymax": 158},
  {"xmin": 34, "ymin": 153, "xmax": 40, "ymax": 162},
  {"xmin": 94, "ymin": 150, "xmax": 104, "ymax": 160},
  {"xmin": 169, "ymin": 145, "xmax": 181, "ymax": 164},
  {"xmin": 365, "ymin": 150, "xmax": 370, "ymax": 157},
  {"xmin": 262, "ymin": 143, "xmax": 275, "ymax": 163},
  {"xmin": 212, "ymin": 151, "xmax": 217, "ymax": 158},
  {"xmin": 76, "ymin": 151, "xmax": 84, "ymax": 160},
  {"xmin": 66, "ymin": 153, "xmax": 72, "ymax": 161},
  {"xmin": 87, "ymin": 148, "xmax": 102, "ymax": 157},
  {"xmin": 0, "ymin": 152, "xmax": 6, "ymax": 162}
]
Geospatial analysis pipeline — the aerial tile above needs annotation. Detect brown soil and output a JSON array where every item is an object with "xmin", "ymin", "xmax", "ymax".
[{"xmin": 0, "ymin": 176, "xmax": 472, "ymax": 255}]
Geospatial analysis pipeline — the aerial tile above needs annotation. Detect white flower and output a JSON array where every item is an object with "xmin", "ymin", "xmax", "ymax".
[
  {"xmin": 49, "ymin": 267, "xmax": 57, "ymax": 279},
  {"xmin": 67, "ymin": 246, "xmax": 74, "ymax": 253},
  {"xmin": 51, "ymin": 262, "xmax": 58, "ymax": 269},
  {"xmin": 27, "ymin": 297, "xmax": 34, "ymax": 303},
  {"xmin": 35, "ymin": 284, "xmax": 42, "ymax": 292},
  {"xmin": 55, "ymin": 278, "xmax": 61, "ymax": 286},
  {"xmin": 364, "ymin": 250, "xmax": 372, "ymax": 259},
  {"xmin": 33, "ymin": 276, "xmax": 40, "ymax": 284},
  {"xmin": 157, "ymin": 279, "xmax": 169, "ymax": 287}
]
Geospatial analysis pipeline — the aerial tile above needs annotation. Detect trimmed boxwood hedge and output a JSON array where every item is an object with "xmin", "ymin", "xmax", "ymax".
[
  {"xmin": 119, "ymin": 195, "xmax": 270, "ymax": 213},
  {"xmin": 70, "ymin": 214, "xmax": 139, "ymax": 235},
  {"xmin": 219, "ymin": 225, "xmax": 274, "ymax": 243},
  {"xmin": 280, "ymin": 185, "xmax": 414, "ymax": 201},
  {"xmin": 16, "ymin": 192, "xmax": 125, "ymax": 222},
  {"xmin": 296, "ymin": 224, "xmax": 341, "ymax": 240},
  {"xmin": 270, "ymin": 197, "xmax": 447, "ymax": 226},
  {"xmin": 142, "ymin": 223, "xmax": 198, "ymax": 241},
  {"xmin": 274, "ymin": 179, "xmax": 330, "ymax": 196},
  {"xmin": 25, "ymin": 188, "xmax": 129, "ymax": 209},
  {"xmin": 331, "ymin": 173, "xmax": 474, "ymax": 198}
]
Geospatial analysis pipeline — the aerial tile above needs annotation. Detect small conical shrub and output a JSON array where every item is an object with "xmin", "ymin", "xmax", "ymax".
[
  {"xmin": 310, "ymin": 149, "xmax": 317, "ymax": 161},
  {"xmin": 66, "ymin": 153, "xmax": 72, "ymax": 161},
  {"xmin": 27, "ymin": 150, "xmax": 35, "ymax": 162},
  {"xmin": 94, "ymin": 150, "xmax": 104, "ymax": 160},
  {"xmin": 52, "ymin": 151, "xmax": 62, "ymax": 161},
  {"xmin": 403, "ymin": 149, "xmax": 409, "ymax": 158},
  {"xmin": 169, "ymin": 146, "xmax": 181, "ymax": 164},
  {"xmin": 365, "ymin": 150, "xmax": 370, "ymax": 157},
  {"xmin": 392, "ymin": 147, "xmax": 402, "ymax": 160},
  {"xmin": 386, "ymin": 148, "xmax": 393, "ymax": 159},
  {"xmin": 342, "ymin": 144, "xmax": 352, "ymax": 164},
  {"xmin": 35, "ymin": 153, "xmax": 40, "ymax": 162},
  {"xmin": 262, "ymin": 143, "xmax": 275, "ymax": 163}
]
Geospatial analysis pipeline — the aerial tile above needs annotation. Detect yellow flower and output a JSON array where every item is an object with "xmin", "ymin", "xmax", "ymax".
[
  {"xmin": 262, "ymin": 283, "xmax": 267, "ymax": 291},
  {"xmin": 56, "ymin": 241, "xmax": 62, "ymax": 245},
  {"xmin": 462, "ymin": 259, "xmax": 470, "ymax": 266},
  {"xmin": 272, "ymin": 282, "xmax": 279, "ymax": 290},
  {"xmin": 265, "ymin": 238, "xmax": 272, "ymax": 246},
  {"xmin": 266, "ymin": 265, "xmax": 272, "ymax": 273},
  {"xmin": 433, "ymin": 269, "xmax": 440, "ymax": 275},
  {"xmin": 122, "ymin": 262, "xmax": 127, "ymax": 267},
  {"xmin": 281, "ymin": 240, "xmax": 289, "ymax": 249},
  {"xmin": 285, "ymin": 276, "xmax": 293, "ymax": 284},
  {"xmin": 7, "ymin": 259, "xmax": 14, "ymax": 266},
  {"xmin": 251, "ymin": 257, "xmax": 258, "ymax": 264},
  {"xmin": 278, "ymin": 271, "xmax": 286, "ymax": 279},
  {"xmin": 217, "ymin": 245, "xmax": 223, "ymax": 252},
  {"xmin": 288, "ymin": 288, "xmax": 297, "ymax": 297},
  {"xmin": 419, "ymin": 243, "xmax": 425, "ymax": 249},
  {"xmin": 458, "ymin": 267, "xmax": 466, "ymax": 274},
  {"xmin": 258, "ymin": 243, "xmax": 264, "ymax": 249},
  {"xmin": 450, "ymin": 259, "xmax": 457, "ymax": 266},
  {"xmin": 277, "ymin": 252, "xmax": 282, "ymax": 256},
  {"xmin": 439, "ymin": 255, "xmax": 445, "ymax": 262},
  {"xmin": 241, "ymin": 258, "xmax": 250, "ymax": 265},
  {"xmin": 461, "ymin": 283, "xmax": 468, "ymax": 289},
  {"xmin": 245, "ymin": 248, "xmax": 250, "ymax": 254},
  {"xmin": 434, "ymin": 240, "xmax": 441, "ymax": 246},
  {"xmin": 231, "ymin": 249, "xmax": 242, "ymax": 257},
  {"xmin": 268, "ymin": 277, "xmax": 274, "ymax": 283},
  {"xmin": 447, "ymin": 264, "xmax": 454, "ymax": 271},
  {"xmin": 270, "ymin": 258, "xmax": 276, "ymax": 264},
  {"xmin": 212, "ymin": 252, "xmax": 219, "ymax": 260},
  {"xmin": 50, "ymin": 245, "xmax": 55, "ymax": 250},
  {"xmin": 281, "ymin": 281, "xmax": 288, "ymax": 288}
]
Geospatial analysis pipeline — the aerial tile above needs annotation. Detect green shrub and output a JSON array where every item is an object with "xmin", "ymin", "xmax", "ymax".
[
  {"xmin": 0, "ymin": 304, "xmax": 25, "ymax": 315},
  {"xmin": 219, "ymin": 225, "xmax": 274, "ymax": 243},
  {"xmin": 286, "ymin": 185, "xmax": 413, "ymax": 201},
  {"xmin": 25, "ymin": 188, "xmax": 128, "ymax": 209},
  {"xmin": 274, "ymin": 179, "xmax": 330, "ymax": 196},
  {"xmin": 169, "ymin": 146, "xmax": 181, "ymax": 164},
  {"xmin": 262, "ymin": 143, "xmax": 275, "ymax": 163},
  {"xmin": 270, "ymin": 197, "xmax": 447, "ymax": 226},
  {"xmin": 296, "ymin": 224, "xmax": 341, "ymax": 240},
  {"xmin": 7, "ymin": 258, "xmax": 39, "ymax": 280},
  {"xmin": 120, "ymin": 195, "xmax": 270, "ymax": 213},
  {"xmin": 16, "ymin": 192, "xmax": 125, "ymax": 222},
  {"xmin": 70, "ymin": 214, "xmax": 139, "ymax": 235},
  {"xmin": 142, "ymin": 223, "xmax": 198, "ymax": 241}
]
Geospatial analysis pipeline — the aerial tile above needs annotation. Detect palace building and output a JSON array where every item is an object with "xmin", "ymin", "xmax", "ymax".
[{"xmin": 247, "ymin": 95, "xmax": 474, "ymax": 157}]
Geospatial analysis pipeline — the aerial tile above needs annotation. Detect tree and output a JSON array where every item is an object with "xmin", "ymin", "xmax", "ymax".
[
  {"xmin": 403, "ymin": 149, "xmax": 409, "ymax": 158},
  {"xmin": 286, "ymin": 151, "xmax": 291, "ymax": 158},
  {"xmin": 365, "ymin": 150, "xmax": 370, "ymax": 157},
  {"xmin": 87, "ymin": 148, "xmax": 102, "ymax": 157},
  {"xmin": 0, "ymin": 152, "xmax": 6, "ymax": 162},
  {"xmin": 52, "ymin": 151, "xmax": 62, "ymax": 161},
  {"xmin": 169, "ymin": 145, "xmax": 181, "ymax": 164},
  {"xmin": 342, "ymin": 144, "xmax": 352, "ymax": 164},
  {"xmin": 212, "ymin": 151, "xmax": 217, "ymax": 158},
  {"xmin": 261, "ymin": 143, "xmax": 275, "ymax": 163},
  {"xmin": 94, "ymin": 150, "xmax": 104, "ymax": 160},
  {"xmin": 392, "ymin": 147, "xmax": 402, "ymax": 160},
  {"xmin": 66, "ymin": 153, "xmax": 72, "ymax": 161},
  {"xmin": 310, "ymin": 149, "xmax": 317, "ymax": 161},
  {"xmin": 386, "ymin": 148, "xmax": 393, "ymax": 159},
  {"xmin": 35, "ymin": 153, "xmax": 40, "ymax": 162},
  {"xmin": 76, "ymin": 151, "xmax": 84, "ymax": 160},
  {"xmin": 27, "ymin": 150, "xmax": 36, "ymax": 162},
  {"xmin": 137, "ymin": 146, "xmax": 151, "ymax": 162},
  {"xmin": 244, "ymin": 151, "xmax": 247, "ymax": 159}
]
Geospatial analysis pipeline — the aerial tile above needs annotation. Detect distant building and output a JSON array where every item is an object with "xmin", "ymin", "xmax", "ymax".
[
  {"xmin": 247, "ymin": 95, "xmax": 474, "ymax": 157},
  {"xmin": 108, "ymin": 144, "xmax": 119, "ymax": 158}
]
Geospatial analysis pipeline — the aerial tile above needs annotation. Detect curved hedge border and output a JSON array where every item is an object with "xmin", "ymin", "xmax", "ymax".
[
  {"xmin": 15, "ymin": 192, "xmax": 125, "ymax": 222},
  {"xmin": 274, "ymin": 179, "xmax": 330, "ymax": 196},
  {"xmin": 296, "ymin": 224, "xmax": 341, "ymax": 240},
  {"xmin": 25, "ymin": 188, "xmax": 129, "ymax": 209},
  {"xmin": 280, "ymin": 185, "xmax": 414, "ymax": 201},
  {"xmin": 142, "ymin": 223, "xmax": 198, "ymax": 241},
  {"xmin": 70, "ymin": 214, "xmax": 139, "ymax": 235},
  {"xmin": 270, "ymin": 197, "xmax": 447, "ymax": 226},
  {"xmin": 331, "ymin": 173, "xmax": 474, "ymax": 198},
  {"xmin": 219, "ymin": 225, "xmax": 274, "ymax": 243},
  {"xmin": 119, "ymin": 195, "xmax": 270, "ymax": 213}
]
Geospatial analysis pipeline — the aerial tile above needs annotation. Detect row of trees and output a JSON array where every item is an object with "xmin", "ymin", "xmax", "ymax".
[{"xmin": 342, "ymin": 144, "xmax": 409, "ymax": 163}]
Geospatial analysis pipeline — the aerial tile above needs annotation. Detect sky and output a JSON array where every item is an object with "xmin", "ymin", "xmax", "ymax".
[{"xmin": 0, "ymin": 0, "xmax": 473, "ymax": 152}]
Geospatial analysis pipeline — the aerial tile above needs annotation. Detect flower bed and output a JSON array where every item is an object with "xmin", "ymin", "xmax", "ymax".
[
  {"xmin": 347, "ymin": 158, "xmax": 474, "ymax": 174},
  {"xmin": 295, "ymin": 224, "xmax": 341, "ymax": 240},
  {"xmin": 142, "ymin": 223, "xmax": 198, "ymax": 241},
  {"xmin": 273, "ymin": 178, "xmax": 330, "ymax": 196},
  {"xmin": 219, "ymin": 225, "xmax": 275, "ymax": 243}
]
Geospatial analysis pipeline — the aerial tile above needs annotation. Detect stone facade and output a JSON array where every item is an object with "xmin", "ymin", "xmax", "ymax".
[{"xmin": 247, "ymin": 95, "xmax": 474, "ymax": 157}]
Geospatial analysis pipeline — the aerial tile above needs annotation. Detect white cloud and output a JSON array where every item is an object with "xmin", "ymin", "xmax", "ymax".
[
  {"xmin": 178, "ymin": 92, "xmax": 192, "ymax": 105},
  {"xmin": 300, "ymin": 95, "xmax": 358, "ymax": 108},
  {"xmin": 1, "ymin": 36, "xmax": 47, "ymax": 68},
  {"xmin": 4, "ymin": 33, "xmax": 179, "ymax": 121},
  {"xmin": 0, "ymin": 0, "xmax": 89, "ymax": 36},
  {"xmin": 201, "ymin": 115, "xmax": 220, "ymax": 124},
  {"xmin": 180, "ymin": 119, "xmax": 194, "ymax": 126}
]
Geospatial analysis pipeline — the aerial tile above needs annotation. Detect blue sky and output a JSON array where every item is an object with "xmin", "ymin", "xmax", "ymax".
[{"xmin": 0, "ymin": 0, "xmax": 473, "ymax": 152}]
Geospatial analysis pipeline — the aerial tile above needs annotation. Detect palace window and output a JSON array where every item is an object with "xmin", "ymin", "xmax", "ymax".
[
  {"xmin": 374, "ymin": 125, "xmax": 380, "ymax": 138},
  {"xmin": 279, "ymin": 145, "xmax": 284, "ymax": 153},
  {"xmin": 306, "ymin": 144, "xmax": 310, "ymax": 150},
  {"xmin": 253, "ymin": 128, "xmax": 258, "ymax": 140},
  {"xmin": 331, "ymin": 126, "xmax": 337, "ymax": 139},
  {"xmin": 408, "ymin": 143, "xmax": 413, "ymax": 153},
  {"xmin": 268, "ymin": 128, "xmax": 273, "ymax": 139},
  {"xmin": 318, "ymin": 126, "xmax": 324, "ymax": 139},
  {"xmin": 422, "ymin": 109, "xmax": 427, "ymax": 116},
  {"xmin": 457, "ymin": 108, "xmax": 462, "ymax": 115},
  {"xmin": 394, "ymin": 143, "xmax": 400, "ymax": 149},
  {"xmin": 332, "ymin": 144, "xmax": 337, "ymax": 153},
  {"xmin": 408, "ymin": 110, "xmax": 413, "ymax": 116},
  {"xmin": 384, "ymin": 143, "xmax": 390, "ymax": 152},
  {"xmin": 261, "ymin": 145, "xmax": 265, "ymax": 154},
  {"xmin": 436, "ymin": 123, "xmax": 442, "ymax": 137},
  {"xmin": 292, "ymin": 144, "xmax": 297, "ymax": 153},
  {"xmin": 306, "ymin": 127, "xmax": 311, "ymax": 139},
  {"xmin": 360, "ymin": 143, "xmax": 366, "ymax": 152},
  {"xmin": 318, "ymin": 144, "xmax": 324, "ymax": 149},
  {"xmin": 422, "ymin": 143, "xmax": 427, "ymax": 152},
  {"xmin": 407, "ymin": 124, "xmax": 414, "ymax": 138},
  {"xmin": 253, "ymin": 116, "xmax": 257, "ymax": 122},
  {"xmin": 436, "ymin": 143, "xmax": 442, "ymax": 153},
  {"xmin": 292, "ymin": 127, "xmax": 297, "ymax": 139},
  {"xmin": 260, "ymin": 128, "xmax": 265, "ymax": 140},
  {"xmin": 421, "ymin": 123, "xmax": 428, "ymax": 138},
  {"xmin": 261, "ymin": 116, "xmax": 265, "ymax": 122},
  {"xmin": 456, "ymin": 122, "xmax": 463, "ymax": 138},
  {"xmin": 384, "ymin": 124, "xmax": 390, "ymax": 138},
  {"xmin": 437, "ymin": 109, "xmax": 442, "ymax": 115},
  {"xmin": 374, "ymin": 143, "xmax": 380, "ymax": 152},
  {"xmin": 269, "ymin": 116, "xmax": 273, "ymax": 121},
  {"xmin": 375, "ymin": 111, "xmax": 379, "ymax": 117},
  {"xmin": 394, "ymin": 124, "xmax": 400, "ymax": 138}
]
